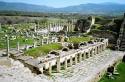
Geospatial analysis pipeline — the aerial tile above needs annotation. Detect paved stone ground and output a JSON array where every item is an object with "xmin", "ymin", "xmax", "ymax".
[{"xmin": 0, "ymin": 49, "xmax": 124, "ymax": 82}]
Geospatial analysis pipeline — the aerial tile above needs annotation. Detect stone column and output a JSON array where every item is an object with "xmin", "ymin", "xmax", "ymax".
[
  {"xmin": 88, "ymin": 50, "xmax": 90, "ymax": 58},
  {"xmin": 79, "ymin": 53, "xmax": 82, "ymax": 62},
  {"xmin": 41, "ymin": 39, "xmax": 44, "ymax": 45},
  {"xmin": 102, "ymin": 44, "xmax": 105, "ymax": 51},
  {"xmin": 33, "ymin": 41, "xmax": 36, "ymax": 48},
  {"xmin": 106, "ymin": 41, "xmax": 108, "ymax": 47},
  {"xmin": 100, "ymin": 45, "xmax": 102, "ymax": 53},
  {"xmin": 64, "ymin": 58, "xmax": 67, "ymax": 70},
  {"xmin": 17, "ymin": 42, "xmax": 20, "ymax": 52},
  {"xmin": 101, "ymin": 44, "xmax": 103, "ymax": 52},
  {"xmin": 70, "ymin": 56, "xmax": 73, "ymax": 66},
  {"xmin": 97, "ymin": 46, "xmax": 99, "ymax": 54},
  {"xmin": 48, "ymin": 63, "xmax": 52, "ymax": 75},
  {"xmin": 91, "ymin": 49, "xmax": 93, "ymax": 57},
  {"xmin": 83, "ymin": 52, "xmax": 86, "ymax": 60},
  {"xmin": 57, "ymin": 56, "xmax": 61, "ymax": 72},
  {"xmin": 6, "ymin": 35, "xmax": 9, "ymax": 56},
  {"xmin": 75, "ymin": 54, "xmax": 78, "ymax": 64},
  {"xmin": 95, "ymin": 47, "xmax": 97, "ymax": 55},
  {"xmin": 94, "ymin": 48, "xmax": 96, "ymax": 55},
  {"xmin": 25, "ymin": 44, "xmax": 28, "ymax": 50}
]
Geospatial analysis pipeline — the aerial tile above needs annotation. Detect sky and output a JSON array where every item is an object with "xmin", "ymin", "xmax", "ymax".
[{"xmin": 0, "ymin": 0, "xmax": 125, "ymax": 8}]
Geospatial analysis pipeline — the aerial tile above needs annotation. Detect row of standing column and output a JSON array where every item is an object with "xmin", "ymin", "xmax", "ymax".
[{"xmin": 43, "ymin": 43, "xmax": 108, "ymax": 75}]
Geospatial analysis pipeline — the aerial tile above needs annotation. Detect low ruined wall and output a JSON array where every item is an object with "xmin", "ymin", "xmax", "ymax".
[{"xmin": 84, "ymin": 53, "xmax": 124, "ymax": 82}]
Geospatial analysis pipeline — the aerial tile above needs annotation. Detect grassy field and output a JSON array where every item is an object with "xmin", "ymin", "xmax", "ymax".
[
  {"xmin": 24, "ymin": 43, "xmax": 62, "ymax": 58},
  {"xmin": 0, "ymin": 36, "xmax": 34, "ymax": 49},
  {"xmin": 99, "ymin": 62, "xmax": 125, "ymax": 82},
  {"xmin": 68, "ymin": 36, "xmax": 93, "ymax": 43}
]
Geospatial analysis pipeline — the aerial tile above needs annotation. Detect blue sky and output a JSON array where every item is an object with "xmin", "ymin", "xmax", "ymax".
[{"xmin": 0, "ymin": 0, "xmax": 125, "ymax": 8}]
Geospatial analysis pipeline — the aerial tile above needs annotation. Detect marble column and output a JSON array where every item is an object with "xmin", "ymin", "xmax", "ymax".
[
  {"xmin": 64, "ymin": 58, "xmax": 68, "ymax": 70},
  {"xmin": 83, "ymin": 52, "xmax": 86, "ymax": 60},
  {"xmin": 97, "ymin": 46, "xmax": 99, "ymax": 54},
  {"xmin": 6, "ymin": 35, "xmax": 9, "ymax": 56},
  {"xmin": 17, "ymin": 42, "xmax": 20, "ymax": 52},
  {"xmin": 88, "ymin": 50, "xmax": 90, "ymax": 58},
  {"xmin": 48, "ymin": 63, "xmax": 52, "ymax": 75},
  {"xmin": 33, "ymin": 41, "xmax": 36, "ymax": 48},
  {"xmin": 70, "ymin": 56, "xmax": 73, "ymax": 66},
  {"xmin": 57, "ymin": 57, "xmax": 61, "ymax": 72},
  {"xmin": 75, "ymin": 54, "xmax": 78, "ymax": 64},
  {"xmin": 79, "ymin": 53, "xmax": 82, "ymax": 62}
]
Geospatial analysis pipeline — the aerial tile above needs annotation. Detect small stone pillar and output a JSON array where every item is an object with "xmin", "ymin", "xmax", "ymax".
[
  {"xmin": 41, "ymin": 39, "xmax": 44, "ymax": 45},
  {"xmin": 75, "ymin": 54, "xmax": 78, "ymax": 64},
  {"xmin": 83, "ymin": 52, "xmax": 86, "ymax": 60},
  {"xmin": 17, "ymin": 42, "xmax": 20, "ymax": 52},
  {"xmin": 101, "ymin": 45, "xmax": 103, "ymax": 52},
  {"xmin": 25, "ymin": 44, "xmax": 28, "ymax": 50},
  {"xmin": 33, "ymin": 41, "xmax": 36, "ymax": 48},
  {"xmin": 64, "ymin": 58, "xmax": 67, "ymax": 70},
  {"xmin": 70, "ymin": 56, "xmax": 73, "ymax": 66},
  {"xmin": 79, "ymin": 53, "xmax": 82, "ymax": 62},
  {"xmin": 88, "ymin": 50, "xmax": 90, "ymax": 58},
  {"xmin": 46, "ymin": 39, "xmax": 49, "ymax": 44},
  {"xmin": 97, "ymin": 46, "xmax": 99, "ymax": 54},
  {"xmin": 95, "ymin": 47, "xmax": 97, "ymax": 55},
  {"xmin": 6, "ymin": 35, "xmax": 9, "ymax": 56},
  {"xmin": 91, "ymin": 50, "xmax": 94, "ymax": 57},
  {"xmin": 102, "ymin": 44, "xmax": 105, "ymax": 51},
  {"xmin": 94, "ymin": 48, "xmax": 96, "ymax": 55},
  {"xmin": 57, "ymin": 56, "xmax": 61, "ymax": 72},
  {"xmin": 99, "ymin": 45, "xmax": 102, "ymax": 53},
  {"xmin": 48, "ymin": 63, "xmax": 52, "ymax": 75}
]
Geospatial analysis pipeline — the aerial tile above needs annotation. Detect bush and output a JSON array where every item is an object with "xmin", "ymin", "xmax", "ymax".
[
  {"xmin": 62, "ymin": 47, "xmax": 69, "ymax": 51},
  {"xmin": 67, "ymin": 44, "xmax": 74, "ymax": 49},
  {"xmin": 73, "ymin": 43, "xmax": 79, "ymax": 49},
  {"xmin": 123, "ymin": 55, "xmax": 125, "ymax": 62},
  {"xmin": 49, "ymin": 51, "xmax": 60, "ymax": 56},
  {"xmin": 79, "ymin": 42, "xmax": 87, "ymax": 46}
]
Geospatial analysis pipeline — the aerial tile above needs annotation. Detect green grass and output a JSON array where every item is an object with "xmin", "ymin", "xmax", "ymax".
[
  {"xmin": 68, "ymin": 36, "xmax": 93, "ymax": 43},
  {"xmin": 0, "ymin": 36, "xmax": 34, "ymax": 49},
  {"xmin": 99, "ymin": 62, "xmax": 125, "ymax": 82},
  {"xmin": 24, "ymin": 43, "xmax": 62, "ymax": 58}
]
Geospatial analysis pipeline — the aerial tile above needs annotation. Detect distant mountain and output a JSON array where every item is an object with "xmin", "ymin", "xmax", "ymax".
[
  {"xmin": 0, "ymin": 1, "xmax": 54, "ymax": 12},
  {"xmin": 0, "ymin": 1, "xmax": 125, "ymax": 15}
]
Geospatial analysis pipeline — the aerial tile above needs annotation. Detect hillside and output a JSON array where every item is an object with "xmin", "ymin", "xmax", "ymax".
[{"xmin": 0, "ymin": 1, "xmax": 125, "ymax": 15}]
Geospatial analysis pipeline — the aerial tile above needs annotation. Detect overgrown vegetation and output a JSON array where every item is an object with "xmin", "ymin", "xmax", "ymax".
[
  {"xmin": 99, "ymin": 62, "xmax": 125, "ymax": 82},
  {"xmin": 25, "ymin": 43, "xmax": 62, "ymax": 58},
  {"xmin": 68, "ymin": 36, "xmax": 93, "ymax": 43}
]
